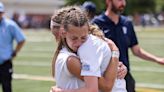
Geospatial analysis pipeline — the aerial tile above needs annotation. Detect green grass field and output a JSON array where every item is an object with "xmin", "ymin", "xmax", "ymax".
[{"xmin": 0, "ymin": 27, "xmax": 164, "ymax": 92}]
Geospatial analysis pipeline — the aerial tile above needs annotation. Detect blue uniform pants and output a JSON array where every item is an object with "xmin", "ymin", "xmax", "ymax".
[{"xmin": 0, "ymin": 60, "xmax": 13, "ymax": 92}]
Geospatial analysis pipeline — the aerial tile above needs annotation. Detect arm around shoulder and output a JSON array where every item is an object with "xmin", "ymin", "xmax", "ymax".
[{"xmin": 67, "ymin": 56, "xmax": 84, "ymax": 80}]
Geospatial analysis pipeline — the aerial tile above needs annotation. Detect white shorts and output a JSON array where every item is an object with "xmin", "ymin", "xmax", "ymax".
[{"xmin": 112, "ymin": 79, "xmax": 127, "ymax": 92}]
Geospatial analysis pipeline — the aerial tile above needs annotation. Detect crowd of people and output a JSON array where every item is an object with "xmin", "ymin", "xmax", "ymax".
[
  {"xmin": 11, "ymin": 12, "xmax": 50, "ymax": 29},
  {"xmin": 5, "ymin": 2, "xmax": 164, "ymax": 29}
]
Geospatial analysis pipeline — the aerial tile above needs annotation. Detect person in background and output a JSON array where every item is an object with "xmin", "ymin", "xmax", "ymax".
[
  {"xmin": 92, "ymin": 0, "xmax": 164, "ymax": 92},
  {"xmin": 0, "ymin": 2, "xmax": 26, "ymax": 92},
  {"xmin": 11, "ymin": 12, "xmax": 21, "ymax": 27},
  {"xmin": 82, "ymin": 1, "xmax": 96, "ymax": 21}
]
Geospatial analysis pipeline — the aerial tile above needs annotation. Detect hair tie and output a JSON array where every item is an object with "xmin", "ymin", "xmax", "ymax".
[{"xmin": 50, "ymin": 20, "xmax": 61, "ymax": 29}]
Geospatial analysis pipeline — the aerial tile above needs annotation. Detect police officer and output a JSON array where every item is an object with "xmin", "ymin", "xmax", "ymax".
[
  {"xmin": 0, "ymin": 2, "xmax": 26, "ymax": 92},
  {"xmin": 92, "ymin": 0, "xmax": 164, "ymax": 92}
]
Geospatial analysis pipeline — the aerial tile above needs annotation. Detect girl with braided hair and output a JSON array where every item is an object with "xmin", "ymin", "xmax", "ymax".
[{"xmin": 50, "ymin": 6, "xmax": 127, "ymax": 92}]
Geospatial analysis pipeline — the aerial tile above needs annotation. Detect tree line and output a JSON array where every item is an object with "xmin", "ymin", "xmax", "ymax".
[{"xmin": 64, "ymin": 0, "xmax": 164, "ymax": 15}]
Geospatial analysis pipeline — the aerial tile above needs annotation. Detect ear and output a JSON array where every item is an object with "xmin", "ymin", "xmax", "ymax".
[{"xmin": 59, "ymin": 27, "xmax": 66, "ymax": 38}]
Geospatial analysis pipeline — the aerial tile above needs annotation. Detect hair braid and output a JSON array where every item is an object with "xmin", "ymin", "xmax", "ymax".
[
  {"xmin": 51, "ymin": 7, "xmax": 71, "ymax": 77},
  {"xmin": 63, "ymin": 7, "xmax": 88, "ymax": 31}
]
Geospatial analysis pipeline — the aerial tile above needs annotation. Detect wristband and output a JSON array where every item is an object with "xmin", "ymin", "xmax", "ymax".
[{"xmin": 112, "ymin": 51, "xmax": 120, "ymax": 58}]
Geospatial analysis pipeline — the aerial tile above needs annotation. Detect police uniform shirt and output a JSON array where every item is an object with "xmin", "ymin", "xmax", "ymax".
[{"xmin": 0, "ymin": 17, "xmax": 25, "ymax": 64}]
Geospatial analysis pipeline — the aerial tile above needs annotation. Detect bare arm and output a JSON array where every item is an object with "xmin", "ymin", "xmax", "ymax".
[
  {"xmin": 98, "ymin": 57, "xmax": 118, "ymax": 92},
  {"xmin": 12, "ymin": 40, "xmax": 25, "ymax": 58},
  {"xmin": 67, "ymin": 56, "xmax": 83, "ymax": 80},
  {"xmin": 53, "ymin": 56, "xmax": 99, "ymax": 92},
  {"xmin": 131, "ymin": 45, "xmax": 164, "ymax": 65},
  {"xmin": 97, "ymin": 38, "xmax": 118, "ymax": 92}
]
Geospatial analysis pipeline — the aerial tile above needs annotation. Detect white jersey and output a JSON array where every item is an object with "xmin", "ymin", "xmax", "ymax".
[
  {"xmin": 78, "ymin": 34, "xmax": 127, "ymax": 92},
  {"xmin": 55, "ymin": 47, "xmax": 84, "ymax": 89},
  {"xmin": 78, "ymin": 34, "xmax": 111, "ymax": 77}
]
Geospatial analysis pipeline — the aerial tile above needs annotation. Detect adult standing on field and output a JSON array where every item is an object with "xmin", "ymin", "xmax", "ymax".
[
  {"xmin": 0, "ymin": 2, "xmax": 26, "ymax": 92},
  {"xmin": 92, "ymin": 0, "xmax": 164, "ymax": 92}
]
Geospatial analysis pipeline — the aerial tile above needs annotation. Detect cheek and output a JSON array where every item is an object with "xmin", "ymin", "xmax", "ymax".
[{"xmin": 65, "ymin": 38, "xmax": 73, "ymax": 47}]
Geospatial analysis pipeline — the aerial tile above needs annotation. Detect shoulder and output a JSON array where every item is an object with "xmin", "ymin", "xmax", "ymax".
[
  {"xmin": 91, "ymin": 13, "xmax": 106, "ymax": 24},
  {"xmin": 3, "ymin": 18, "xmax": 19, "ymax": 27},
  {"xmin": 57, "ymin": 48, "xmax": 76, "ymax": 62},
  {"xmin": 78, "ymin": 35, "xmax": 109, "ymax": 55},
  {"xmin": 120, "ymin": 15, "xmax": 133, "ymax": 25},
  {"xmin": 78, "ymin": 35, "xmax": 100, "ymax": 50},
  {"xmin": 4, "ymin": 18, "xmax": 17, "ymax": 25},
  {"xmin": 67, "ymin": 56, "xmax": 80, "ymax": 66}
]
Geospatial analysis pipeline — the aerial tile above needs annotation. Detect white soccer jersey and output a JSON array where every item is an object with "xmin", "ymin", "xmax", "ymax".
[
  {"xmin": 78, "ymin": 34, "xmax": 127, "ymax": 92},
  {"xmin": 78, "ymin": 34, "xmax": 111, "ymax": 77},
  {"xmin": 55, "ymin": 47, "xmax": 84, "ymax": 89}
]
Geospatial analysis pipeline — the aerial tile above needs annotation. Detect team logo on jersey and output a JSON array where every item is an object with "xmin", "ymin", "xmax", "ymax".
[
  {"xmin": 104, "ymin": 29, "xmax": 110, "ymax": 33},
  {"xmin": 122, "ymin": 26, "xmax": 127, "ymax": 34},
  {"xmin": 82, "ymin": 64, "xmax": 90, "ymax": 71}
]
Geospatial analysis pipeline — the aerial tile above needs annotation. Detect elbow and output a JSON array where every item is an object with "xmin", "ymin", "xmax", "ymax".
[
  {"xmin": 132, "ymin": 45, "xmax": 142, "ymax": 57},
  {"xmin": 132, "ymin": 48, "xmax": 140, "ymax": 57},
  {"xmin": 133, "ymin": 51, "xmax": 140, "ymax": 57}
]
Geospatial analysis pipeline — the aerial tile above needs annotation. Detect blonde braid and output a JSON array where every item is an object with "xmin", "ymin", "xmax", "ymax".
[
  {"xmin": 51, "ymin": 7, "xmax": 72, "ymax": 77},
  {"xmin": 51, "ymin": 8, "xmax": 69, "ymax": 29},
  {"xmin": 62, "ymin": 6, "xmax": 89, "ymax": 31}
]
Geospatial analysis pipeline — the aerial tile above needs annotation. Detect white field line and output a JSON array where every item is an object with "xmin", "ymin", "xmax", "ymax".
[
  {"xmin": 14, "ymin": 62, "xmax": 50, "ymax": 67},
  {"xmin": 136, "ymin": 83, "xmax": 164, "ymax": 89},
  {"xmin": 13, "ymin": 74, "xmax": 53, "ymax": 81},
  {"xmin": 27, "ymin": 37, "xmax": 52, "ymax": 42},
  {"xmin": 132, "ymin": 67, "xmax": 164, "ymax": 73},
  {"xmin": 13, "ymin": 73, "xmax": 164, "ymax": 89}
]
